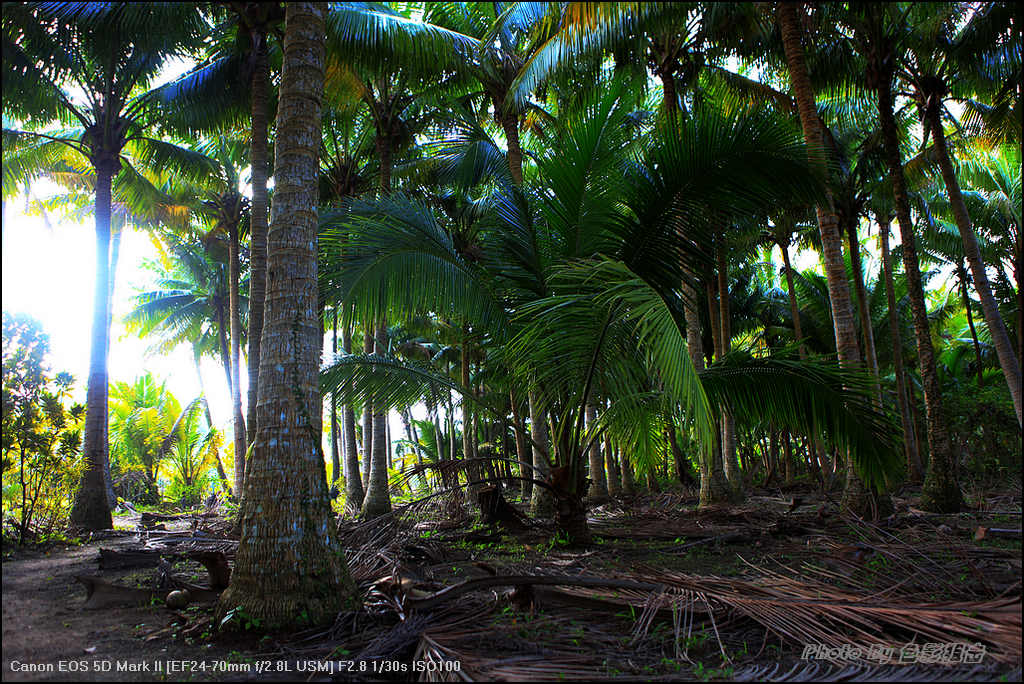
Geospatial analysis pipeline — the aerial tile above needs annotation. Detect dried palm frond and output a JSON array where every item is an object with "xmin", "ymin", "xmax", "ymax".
[
  {"xmin": 732, "ymin": 661, "xmax": 1021, "ymax": 682},
  {"xmin": 628, "ymin": 565, "xmax": 1022, "ymax": 663}
]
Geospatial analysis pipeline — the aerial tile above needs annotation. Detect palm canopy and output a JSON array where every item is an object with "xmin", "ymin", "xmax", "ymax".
[
  {"xmin": 124, "ymin": 233, "xmax": 246, "ymax": 361},
  {"xmin": 2, "ymin": 2, "xmax": 215, "ymax": 194},
  {"xmin": 321, "ymin": 81, "xmax": 902, "ymax": 492}
]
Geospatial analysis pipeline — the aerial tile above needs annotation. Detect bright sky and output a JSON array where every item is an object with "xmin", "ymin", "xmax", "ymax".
[
  {"xmin": 1, "ymin": 192, "xmax": 235, "ymax": 427},
  {"xmin": 1, "ymin": 189, "xmax": 420, "ymax": 453}
]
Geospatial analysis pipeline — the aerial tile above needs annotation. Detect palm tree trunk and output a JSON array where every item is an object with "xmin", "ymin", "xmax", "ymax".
[
  {"xmin": 846, "ymin": 217, "xmax": 882, "ymax": 396},
  {"xmin": 330, "ymin": 309, "xmax": 341, "ymax": 482},
  {"xmin": 193, "ymin": 350, "xmax": 232, "ymax": 496},
  {"xmin": 341, "ymin": 322, "xmax": 363, "ymax": 513},
  {"xmin": 500, "ymin": 115, "xmax": 524, "ymax": 185},
  {"xmin": 362, "ymin": 321, "xmax": 392, "ymax": 517},
  {"xmin": 245, "ymin": 31, "xmax": 270, "ymax": 455},
  {"xmin": 875, "ymin": 70, "xmax": 962, "ymax": 512},
  {"xmin": 924, "ymin": 104, "xmax": 1022, "ymax": 424},
  {"xmin": 510, "ymin": 389, "xmax": 531, "ymax": 501},
  {"xmin": 585, "ymin": 403, "xmax": 608, "ymax": 500},
  {"xmin": 878, "ymin": 216, "xmax": 922, "ymax": 481},
  {"xmin": 528, "ymin": 392, "xmax": 554, "ymax": 516},
  {"xmin": 461, "ymin": 334, "xmax": 482, "ymax": 499},
  {"xmin": 959, "ymin": 265, "xmax": 985, "ymax": 387},
  {"xmin": 361, "ymin": 330, "xmax": 374, "ymax": 486},
  {"xmin": 717, "ymin": 248, "xmax": 741, "ymax": 490},
  {"xmin": 228, "ymin": 220, "xmax": 247, "ymax": 498},
  {"xmin": 781, "ymin": 240, "xmax": 806, "ymax": 355},
  {"xmin": 70, "ymin": 158, "xmax": 116, "ymax": 532},
  {"xmin": 218, "ymin": 3, "xmax": 357, "ymax": 629},
  {"xmin": 778, "ymin": 2, "xmax": 881, "ymax": 517},
  {"xmin": 604, "ymin": 431, "xmax": 621, "ymax": 496}
]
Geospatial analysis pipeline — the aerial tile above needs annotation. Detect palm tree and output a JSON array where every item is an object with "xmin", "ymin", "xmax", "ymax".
[
  {"xmin": 323, "ymin": 84, "xmax": 901, "ymax": 544},
  {"xmin": 849, "ymin": 4, "xmax": 965, "ymax": 512},
  {"xmin": 160, "ymin": 396, "xmax": 221, "ymax": 508},
  {"xmin": 898, "ymin": 3, "xmax": 1021, "ymax": 425},
  {"xmin": 124, "ymin": 233, "xmax": 245, "ymax": 434},
  {"xmin": 149, "ymin": 3, "xmax": 286, "ymax": 460},
  {"xmin": 217, "ymin": 2, "xmax": 357, "ymax": 630},
  {"xmin": 324, "ymin": 5, "xmax": 479, "ymax": 519},
  {"xmin": 775, "ymin": 3, "xmax": 887, "ymax": 519},
  {"xmin": 192, "ymin": 138, "xmax": 250, "ymax": 499},
  {"xmin": 2, "ymin": 1, "xmax": 212, "ymax": 530}
]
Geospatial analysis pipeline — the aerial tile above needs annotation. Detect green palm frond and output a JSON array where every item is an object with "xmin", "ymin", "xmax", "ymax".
[
  {"xmin": 327, "ymin": 2, "xmax": 479, "ymax": 76},
  {"xmin": 700, "ymin": 351, "xmax": 903, "ymax": 491},
  {"xmin": 319, "ymin": 195, "xmax": 508, "ymax": 329}
]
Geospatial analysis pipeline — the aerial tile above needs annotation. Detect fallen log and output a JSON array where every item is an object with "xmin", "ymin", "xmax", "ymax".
[
  {"xmin": 406, "ymin": 574, "xmax": 667, "ymax": 612},
  {"xmin": 98, "ymin": 547, "xmax": 163, "ymax": 570},
  {"xmin": 97, "ymin": 547, "xmax": 231, "ymax": 590},
  {"xmin": 140, "ymin": 511, "xmax": 219, "ymax": 523},
  {"xmin": 75, "ymin": 576, "xmax": 157, "ymax": 609}
]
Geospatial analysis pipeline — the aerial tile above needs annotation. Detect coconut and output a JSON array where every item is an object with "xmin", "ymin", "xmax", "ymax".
[{"xmin": 165, "ymin": 589, "xmax": 191, "ymax": 609}]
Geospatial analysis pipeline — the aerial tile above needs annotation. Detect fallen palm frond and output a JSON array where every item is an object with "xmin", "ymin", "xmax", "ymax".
[
  {"xmin": 627, "ymin": 565, "xmax": 1021, "ymax": 663},
  {"xmin": 398, "ymin": 566, "xmax": 1020, "ymax": 663},
  {"xmin": 414, "ymin": 619, "xmax": 617, "ymax": 682},
  {"xmin": 732, "ymin": 661, "xmax": 1022, "ymax": 682}
]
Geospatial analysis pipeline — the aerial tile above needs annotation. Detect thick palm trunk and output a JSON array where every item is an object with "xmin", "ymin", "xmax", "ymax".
[
  {"xmin": 875, "ymin": 73, "xmax": 962, "ymax": 512},
  {"xmin": 924, "ymin": 105, "xmax": 1022, "ymax": 425},
  {"xmin": 341, "ymin": 323, "xmax": 363, "ymax": 513},
  {"xmin": 69, "ymin": 160, "xmax": 116, "ymax": 531},
  {"xmin": 585, "ymin": 404, "xmax": 608, "ymax": 500},
  {"xmin": 245, "ymin": 33, "xmax": 270, "ymax": 455},
  {"xmin": 362, "ymin": 322, "xmax": 392, "ymax": 517},
  {"xmin": 228, "ymin": 221, "xmax": 247, "ymax": 498},
  {"xmin": 528, "ymin": 392, "xmax": 554, "ymax": 516},
  {"xmin": 778, "ymin": 3, "xmax": 880, "ymax": 516},
  {"xmin": 218, "ymin": 3, "xmax": 357, "ymax": 629},
  {"xmin": 878, "ymin": 216, "xmax": 922, "ymax": 481}
]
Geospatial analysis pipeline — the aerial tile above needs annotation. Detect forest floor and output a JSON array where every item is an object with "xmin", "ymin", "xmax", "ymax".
[{"xmin": 2, "ymin": 479, "xmax": 1021, "ymax": 682}]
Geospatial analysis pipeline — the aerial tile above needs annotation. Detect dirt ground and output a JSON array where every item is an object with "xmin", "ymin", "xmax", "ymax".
[
  {"xmin": 2, "ymin": 534, "xmax": 255, "ymax": 682},
  {"xmin": 2, "ymin": 483, "xmax": 1022, "ymax": 682}
]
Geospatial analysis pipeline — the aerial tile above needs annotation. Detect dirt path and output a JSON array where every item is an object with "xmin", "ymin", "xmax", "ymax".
[{"xmin": 3, "ymin": 539, "xmax": 238, "ymax": 682}]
